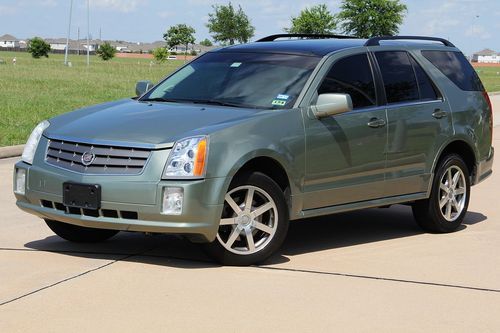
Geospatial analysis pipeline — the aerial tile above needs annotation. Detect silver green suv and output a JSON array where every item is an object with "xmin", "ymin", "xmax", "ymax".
[{"xmin": 14, "ymin": 34, "xmax": 494, "ymax": 265}]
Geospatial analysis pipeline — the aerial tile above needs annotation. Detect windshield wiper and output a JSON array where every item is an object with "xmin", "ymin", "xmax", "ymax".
[
  {"xmin": 140, "ymin": 97, "xmax": 182, "ymax": 103},
  {"xmin": 185, "ymin": 99, "xmax": 265, "ymax": 109}
]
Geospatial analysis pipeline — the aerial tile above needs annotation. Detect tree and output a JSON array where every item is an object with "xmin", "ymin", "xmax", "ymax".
[
  {"xmin": 285, "ymin": 4, "xmax": 337, "ymax": 34},
  {"xmin": 27, "ymin": 37, "xmax": 51, "ymax": 58},
  {"xmin": 163, "ymin": 24, "xmax": 196, "ymax": 61},
  {"xmin": 96, "ymin": 42, "xmax": 117, "ymax": 61},
  {"xmin": 206, "ymin": 2, "xmax": 255, "ymax": 45},
  {"xmin": 337, "ymin": 0, "xmax": 407, "ymax": 38},
  {"xmin": 152, "ymin": 47, "xmax": 169, "ymax": 63},
  {"xmin": 199, "ymin": 38, "xmax": 213, "ymax": 47}
]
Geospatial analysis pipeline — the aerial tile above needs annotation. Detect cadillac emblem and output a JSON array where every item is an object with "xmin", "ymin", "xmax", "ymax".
[{"xmin": 81, "ymin": 151, "xmax": 96, "ymax": 166}]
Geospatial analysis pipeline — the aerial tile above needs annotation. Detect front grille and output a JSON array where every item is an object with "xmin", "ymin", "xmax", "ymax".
[
  {"xmin": 41, "ymin": 200, "xmax": 138, "ymax": 220},
  {"xmin": 45, "ymin": 139, "xmax": 151, "ymax": 175}
]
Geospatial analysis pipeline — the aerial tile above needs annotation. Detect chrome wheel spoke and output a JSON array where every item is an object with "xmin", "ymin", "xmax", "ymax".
[
  {"xmin": 445, "ymin": 201, "xmax": 452, "ymax": 220},
  {"xmin": 447, "ymin": 169, "xmax": 453, "ymax": 186},
  {"xmin": 440, "ymin": 183, "xmax": 449, "ymax": 193},
  {"xmin": 254, "ymin": 222, "xmax": 274, "ymax": 235},
  {"xmin": 226, "ymin": 226, "xmax": 241, "ymax": 248},
  {"xmin": 452, "ymin": 171, "xmax": 461, "ymax": 189},
  {"xmin": 220, "ymin": 218, "xmax": 237, "ymax": 226},
  {"xmin": 439, "ymin": 196, "xmax": 448, "ymax": 209},
  {"xmin": 225, "ymin": 194, "xmax": 242, "ymax": 214},
  {"xmin": 251, "ymin": 202, "xmax": 273, "ymax": 219},
  {"xmin": 455, "ymin": 187, "xmax": 465, "ymax": 195},
  {"xmin": 245, "ymin": 228, "xmax": 256, "ymax": 251},
  {"xmin": 451, "ymin": 198, "xmax": 460, "ymax": 211},
  {"xmin": 244, "ymin": 188, "xmax": 254, "ymax": 212}
]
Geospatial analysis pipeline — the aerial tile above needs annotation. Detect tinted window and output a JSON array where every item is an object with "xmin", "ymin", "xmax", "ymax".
[
  {"xmin": 422, "ymin": 51, "xmax": 484, "ymax": 91},
  {"xmin": 409, "ymin": 55, "xmax": 439, "ymax": 100},
  {"xmin": 376, "ymin": 51, "xmax": 419, "ymax": 104},
  {"xmin": 318, "ymin": 54, "xmax": 376, "ymax": 109},
  {"xmin": 144, "ymin": 52, "xmax": 320, "ymax": 109}
]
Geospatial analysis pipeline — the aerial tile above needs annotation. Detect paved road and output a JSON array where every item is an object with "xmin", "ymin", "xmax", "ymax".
[{"xmin": 1, "ymin": 101, "xmax": 499, "ymax": 332}]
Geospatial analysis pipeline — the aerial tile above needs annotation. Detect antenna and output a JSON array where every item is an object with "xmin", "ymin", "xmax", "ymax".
[{"xmin": 86, "ymin": 0, "xmax": 90, "ymax": 66}]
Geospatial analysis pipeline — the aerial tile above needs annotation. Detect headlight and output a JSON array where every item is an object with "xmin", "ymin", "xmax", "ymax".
[
  {"xmin": 22, "ymin": 120, "xmax": 50, "ymax": 164},
  {"xmin": 163, "ymin": 136, "xmax": 208, "ymax": 179}
]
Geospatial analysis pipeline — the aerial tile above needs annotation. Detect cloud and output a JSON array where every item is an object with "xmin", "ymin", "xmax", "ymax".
[
  {"xmin": 0, "ymin": 5, "xmax": 18, "ymax": 15},
  {"xmin": 158, "ymin": 11, "xmax": 174, "ymax": 19},
  {"xmin": 465, "ymin": 24, "xmax": 492, "ymax": 40},
  {"xmin": 92, "ymin": 0, "xmax": 139, "ymax": 13}
]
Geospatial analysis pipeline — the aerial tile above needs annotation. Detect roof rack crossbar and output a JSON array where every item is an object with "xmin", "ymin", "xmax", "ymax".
[
  {"xmin": 365, "ymin": 35, "xmax": 455, "ymax": 47},
  {"xmin": 257, "ymin": 34, "xmax": 356, "ymax": 42}
]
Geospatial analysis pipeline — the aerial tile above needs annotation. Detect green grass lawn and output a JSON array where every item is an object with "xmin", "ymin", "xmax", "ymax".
[
  {"xmin": 0, "ymin": 51, "xmax": 499, "ymax": 147},
  {"xmin": 0, "ymin": 51, "xmax": 182, "ymax": 146},
  {"xmin": 474, "ymin": 66, "xmax": 500, "ymax": 93}
]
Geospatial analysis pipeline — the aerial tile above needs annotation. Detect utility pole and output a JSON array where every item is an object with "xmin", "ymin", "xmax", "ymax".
[
  {"xmin": 86, "ymin": 0, "xmax": 90, "ymax": 66},
  {"xmin": 77, "ymin": 27, "xmax": 80, "ymax": 56},
  {"xmin": 64, "ymin": 0, "xmax": 73, "ymax": 65}
]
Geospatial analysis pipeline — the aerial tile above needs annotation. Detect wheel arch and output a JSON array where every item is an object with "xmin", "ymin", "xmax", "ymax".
[{"xmin": 432, "ymin": 139, "xmax": 477, "ymax": 183}]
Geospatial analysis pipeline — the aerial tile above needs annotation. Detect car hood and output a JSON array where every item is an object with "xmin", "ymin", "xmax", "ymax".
[{"xmin": 45, "ymin": 99, "xmax": 260, "ymax": 148}]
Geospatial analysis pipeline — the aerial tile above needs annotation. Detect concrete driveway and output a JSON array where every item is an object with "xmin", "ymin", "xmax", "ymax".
[{"xmin": 1, "ymin": 98, "xmax": 499, "ymax": 332}]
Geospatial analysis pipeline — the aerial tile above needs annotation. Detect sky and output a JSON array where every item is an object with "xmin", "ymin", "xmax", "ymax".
[{"xmin": 0, "ymin": 0, "xmax": 498, "ymax": 55}]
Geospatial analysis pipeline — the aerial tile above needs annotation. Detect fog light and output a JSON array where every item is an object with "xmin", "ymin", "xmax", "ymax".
[
  {"xmin": 15, "ymin": 168, "xmax": 26, "ymax": 195},
  {"xmin": 162, "ymin": 187, "xmax": 183, "ymax": 215}
]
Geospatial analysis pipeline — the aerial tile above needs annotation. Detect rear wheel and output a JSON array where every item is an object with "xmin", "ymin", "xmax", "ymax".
[
  {"xmin": 412, "ymin": 154, "xmax": 470, "ymax": 233},
  {"xmin": 204, "ymin": 172, "xmax": 289, "ymax": 266},
  {"xmin": 45, "ymin": 219, "xmax": 119, "ymax": 243}
]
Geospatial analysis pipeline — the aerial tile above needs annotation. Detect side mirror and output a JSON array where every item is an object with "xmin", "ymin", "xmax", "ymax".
[
  {"xmin": 311, "ymin": 93, "xmax": 353, "ymax": 118},
  {"xmin": 135, "ymin": 80, "xmax": 152, "ymax": 96}
]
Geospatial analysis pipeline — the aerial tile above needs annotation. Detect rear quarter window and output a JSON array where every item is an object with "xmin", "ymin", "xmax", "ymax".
[{"xmin": 421, "ymin": 51, "xmax": 484, "ymax": 91}]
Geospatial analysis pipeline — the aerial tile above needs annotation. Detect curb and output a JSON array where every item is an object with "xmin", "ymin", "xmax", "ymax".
[{"xmin": 0, "ymin": 145, "xmax": 24, "ymax": 159}]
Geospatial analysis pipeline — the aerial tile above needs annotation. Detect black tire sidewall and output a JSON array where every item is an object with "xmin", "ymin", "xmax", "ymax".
[{"xmin": 203, "ymin": 172, "xmax": 289, "ymax": 266}]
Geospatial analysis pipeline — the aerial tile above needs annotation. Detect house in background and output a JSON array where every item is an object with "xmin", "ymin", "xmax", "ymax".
[
  {"xmin": 0, "ymin": 34, "xmax": 20, "ymax": 48},
  {"xmin": 472, "ymin": 49, "xmax": 500, "ymax": 63}
]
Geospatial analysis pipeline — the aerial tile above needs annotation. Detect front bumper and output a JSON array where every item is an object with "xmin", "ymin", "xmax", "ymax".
[
  {"xmin": 473, "ymin": 147, "xmax": 494, "ymax": 185},
  {"xmin": 13, "ymin": 157, "xmax": 228, "ymax": 243}
]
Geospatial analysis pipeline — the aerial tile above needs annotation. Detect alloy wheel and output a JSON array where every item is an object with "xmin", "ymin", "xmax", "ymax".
[{"xmin": 438, "ymin": 165, "xmax": 467, "ymax": 222}]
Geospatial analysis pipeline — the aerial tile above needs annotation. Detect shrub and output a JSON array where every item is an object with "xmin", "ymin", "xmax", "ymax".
[
  {"xmin": 96, "ymin": 42, "xmax": 117, "ymax": 61},
  {"xmin": 28, "ymin": 37, "xmax": 51, "ymax": 58}
]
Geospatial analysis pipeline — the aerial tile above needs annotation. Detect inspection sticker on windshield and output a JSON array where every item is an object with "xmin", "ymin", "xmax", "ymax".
[
  {"xmin": 230, "ymin": 62, "xmax": 242, "ymax": 68},
  {"xmin": 272, "ymin": 99, "xmax": 287, "ymax": 106},
  {"xmin": 276, "ymin": 94, "xmax": 289, "ymax": 100}
]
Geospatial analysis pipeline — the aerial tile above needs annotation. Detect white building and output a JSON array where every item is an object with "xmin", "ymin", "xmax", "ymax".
[
  {"xmin": 472, "ymin": 49, "xmax": 500, "ymax": 63},
  {"xmin": 0, "ymin": 34, "xmax": 20, "ymax": 48}
]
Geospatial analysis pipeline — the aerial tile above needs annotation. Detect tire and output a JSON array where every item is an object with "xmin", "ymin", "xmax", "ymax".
[
  {"xmin": 412, "ymin": 154, "xmax": 470, "ymax": 233},
  {"xmin": 203, "ymin": 172, "xmax": 289, "ymax": 266},
  {"xmin": 45, "ymin": 219, "xmax": 119, "ymax": 243}
]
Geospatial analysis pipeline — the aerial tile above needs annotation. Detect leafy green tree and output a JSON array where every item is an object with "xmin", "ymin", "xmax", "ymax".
[
  {"xmin": 199, "ymin": 38, "xmax": 213, "ymax": 47},
  {"xmin": 152, "ymin": 47, "xmax": 169, "ymax": 63},
  {"xmin": 96, "ymin": 42, "xmax": 117, "ymax": 61},
  {"xmin": 338, "ymin": 0, "xmax": 407, "ymax": 38},
  {"xmin": 27, "ymin": 37, "xmax": 51, "ymax": 58},
  {"xmin": 206, "ymin": 2, "xmax": 255, "ymax": 45},
  {"xmin": 163, "ymin": 24, "xmax": 196, "ymax": 61},
  {"xmin": 285, "ymin": 4, "xmax": 337, "ymax": 34}
]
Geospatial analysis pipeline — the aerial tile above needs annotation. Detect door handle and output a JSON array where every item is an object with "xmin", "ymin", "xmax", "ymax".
[
  {"xmin": 432, "ymin": 109, "xmax": 448, "ymax": 119},
  {"xmin": 367, "ymin": 118, "xmax": 386, "ymax": 128}
]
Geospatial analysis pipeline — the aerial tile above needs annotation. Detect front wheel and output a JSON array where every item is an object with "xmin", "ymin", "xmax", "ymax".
[
  {"xmin": 45, "ymin": 219, "xmax": 119, "ymax": 243},
  {"xmin": 203, "ymin": 172, "xmax": 289, "ymax": 266},
  {"xmin": 412, "ymin": 154, "xmax": 470, "ymax": 233}
]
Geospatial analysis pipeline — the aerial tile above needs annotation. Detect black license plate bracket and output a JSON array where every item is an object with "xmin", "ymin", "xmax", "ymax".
[{"xmin": 63, "ymin": 182, "xmax": 101, "ymax": 210}]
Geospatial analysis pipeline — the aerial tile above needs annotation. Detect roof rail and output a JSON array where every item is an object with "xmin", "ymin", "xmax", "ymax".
[
  {"xmin": 365, "ymin": 35, "xmax": 455, "ymax": 47},
  {"xmin": 256, "ymin": 34, "xmax": 356, "ymax": 42}
]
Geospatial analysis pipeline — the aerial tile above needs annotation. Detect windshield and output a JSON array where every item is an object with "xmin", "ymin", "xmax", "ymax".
[{"xmin": 141, "ymin": 52, "xmax": 320, "ymax": 109}]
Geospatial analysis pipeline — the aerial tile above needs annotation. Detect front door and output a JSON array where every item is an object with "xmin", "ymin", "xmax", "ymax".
[{"xmin": 302, "ymin": 52, "xmax": 388, "ymax": 210}]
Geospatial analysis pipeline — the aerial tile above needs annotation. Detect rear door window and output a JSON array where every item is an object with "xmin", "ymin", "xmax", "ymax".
[
  {"xmin": 375, "ymin": 51, "xmax": 419, "ymax": 104},
  {"xmin": 409, "ymin": 55, "xmax": 439, "ymax": 100},
  {"xmin": 421, "ymin": 50, "xmax": 484, "ymax": 91},
  {"xmin": 318, "ymin": 53, "xmax": 376, "ymax": 109}
]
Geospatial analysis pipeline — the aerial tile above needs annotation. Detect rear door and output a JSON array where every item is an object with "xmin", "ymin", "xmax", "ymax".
[
  {"xmin": 302, "ymin": 51, "xmax": 388, "ymax": 209},
  {"xmin": 373, "ymin": 50, "xmax": 453, "ymax": 196}
]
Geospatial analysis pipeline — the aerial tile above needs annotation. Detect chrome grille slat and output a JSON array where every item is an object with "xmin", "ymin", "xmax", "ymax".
[{"xmin": 45, "ymin": 139, "xmax": 151, "ymax": 175}]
